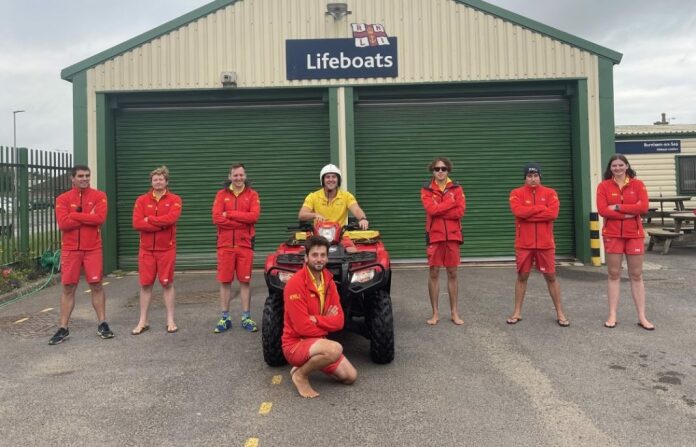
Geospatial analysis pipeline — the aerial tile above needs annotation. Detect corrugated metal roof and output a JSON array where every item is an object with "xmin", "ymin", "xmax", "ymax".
[
  {"xmin": 61, "ymin": 0, "xmax": 622, "ymax": 81},
  {"xmin": 615, "ymin": 125, "xmax": 696, "ymax": 137},
  {"xmin": 85, "ymin": 0, "xmax": 601, "ymax": 91}
]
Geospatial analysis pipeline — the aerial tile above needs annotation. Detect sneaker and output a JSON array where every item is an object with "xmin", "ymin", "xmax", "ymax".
[
  {"xmin": 48, "ymin": 327, "xmax": 70, "ymax": 345},
  {"xmin": 97, "ymin": 322, "xmax": 115, "ymax": 339},
  {"xmin": 241, "ymin": 316, "xmax": 258, "ymax": 332},
  {"xmin": 214, "ymin": 317, "xmax": 232, "ymax": 333}
]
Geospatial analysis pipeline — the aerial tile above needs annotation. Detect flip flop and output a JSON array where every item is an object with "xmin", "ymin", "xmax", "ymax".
[
  {"xmin": 557, "ymin": 319, "xmax": 570, "ymax": 327},
  {"xmin": 637, "ymin": 322, "xmax": 655, "ymax": 331},
  {"xmin": 604, "ymin": 321, "xmax": 617, "ymax": 329},
  {"xmin": 131, "ymin": 325, "xmax": 150, "ymax": 335},
  {"xmin": 506, "ymin": 317, "xmax": 522, "ymax": 325},
  {"xmin": 167, "ymin": 325, "xmax": 178, "ymax": 333}
]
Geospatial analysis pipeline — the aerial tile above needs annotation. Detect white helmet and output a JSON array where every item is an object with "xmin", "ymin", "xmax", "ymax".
[{"xmin": 320, "ymin": 164, "xmax": 342, "ymax": 186}]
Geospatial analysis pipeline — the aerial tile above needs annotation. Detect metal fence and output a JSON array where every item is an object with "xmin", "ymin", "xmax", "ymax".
[{"xmin": 1, "ymin": 146, "xmax": 73, "ymax": 265}]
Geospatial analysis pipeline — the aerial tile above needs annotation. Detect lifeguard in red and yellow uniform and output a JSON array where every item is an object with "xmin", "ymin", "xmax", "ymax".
[{"xmin": 131, "ymin": 166, "xmax": 182, "ymax": 335}]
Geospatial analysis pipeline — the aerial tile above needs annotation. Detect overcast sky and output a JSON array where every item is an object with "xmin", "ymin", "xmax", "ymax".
[{"xmin": 1, "ymin": 0, "xmax": 694, "ymax": 152}]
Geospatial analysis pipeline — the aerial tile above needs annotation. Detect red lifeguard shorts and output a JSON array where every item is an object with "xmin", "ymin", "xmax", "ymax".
[
  {"xmin": 603, "ymin": 237, "xmax": 644, "ymax": 255},
  {"xmin": 217, "ymin": 247, "xmax": 253, "ymax": 283},
  {"xmin": 61, "ymin": 249, "xmax": 103, "ymax": 285},
  {"xmin": 426, "ymin": 241, "xmax": 461, "ymax": 267},
  {"xmin": 283, "ymin": 338, "xmax": 345, "ymax": 375},
  {"xmin": 138, "ymin": 248, "xmax": 176, "ymax": 287},
  {"xmin": 515, "ymin": 248, "xmax": 556, "ymax": 274}
]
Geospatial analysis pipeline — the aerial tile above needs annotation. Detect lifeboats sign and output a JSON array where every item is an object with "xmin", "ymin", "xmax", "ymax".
[{"xmin": 286, "ymin": 24, "xmax": 398, "ymax": 80}]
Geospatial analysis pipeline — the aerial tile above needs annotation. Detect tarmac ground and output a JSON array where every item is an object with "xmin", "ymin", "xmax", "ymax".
[{"xmin": 1, "ymin": 246, "xmax": 695, "ymax": 446}]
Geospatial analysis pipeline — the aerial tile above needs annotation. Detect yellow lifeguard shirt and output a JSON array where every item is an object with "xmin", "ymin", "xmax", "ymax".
[
  {"xmin": 307, "ymin": 266, "xmax": 326, "ymax": 313},
  {"xmin": 437, "ymin": 177, "xmax": 453, "ymax": 192},
  {"xmin": 229, "ymin": 184, "xmax": 245, "ymax": 196},
  {"xmin": 302, "ymin": 188, "xmax": 357, "ymax": 225}
]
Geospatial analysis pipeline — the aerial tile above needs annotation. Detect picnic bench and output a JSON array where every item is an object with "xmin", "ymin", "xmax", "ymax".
[
  {"xmin": 644, "ymin": 207, "xmax": 659, "ymax": 224},
  {"xmin": 647, "ymin": 229, "xmax": 681, "ymax": 255},
  {"xmin": 669, "ymin": 212, "xmax": 696, "ymax": 233},
  {"xmin": 649, "ymin": 195, "xmax": 692, "ymax": 225}
]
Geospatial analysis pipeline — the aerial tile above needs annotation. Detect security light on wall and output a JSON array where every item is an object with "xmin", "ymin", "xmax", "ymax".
[
  {"xmin": 326, "ymin": 3, "xmax": 351, "ymax": 20},
  {"xmin": 220, "ymin": 71, "xmax": 237, "ymax": 87}
]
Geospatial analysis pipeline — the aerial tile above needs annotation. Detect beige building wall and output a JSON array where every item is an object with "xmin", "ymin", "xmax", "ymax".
[
  {"xmin": 83, "ymin": 0, "xmax": 604, "ymax": 197},
  {"xmin": 626, "ymin": 138, "xmax": 696, "ymax": 210}
]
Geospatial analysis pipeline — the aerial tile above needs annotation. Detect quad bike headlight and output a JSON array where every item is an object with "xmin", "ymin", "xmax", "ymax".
[
  {"xmin": 278, "ymin": 271, "xmax": 295, "ymax": 283},
  {"xmin": 318, "ymin": 226, "xmax": 337, "ymax": 242},
  {"xmin": 351, "ymin": 268, "xmax": 376, "ymax": 283}
]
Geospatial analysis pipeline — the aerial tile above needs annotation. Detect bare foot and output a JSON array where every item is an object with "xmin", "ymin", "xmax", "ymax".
[
  {"xmin": 290, "ymin": 366, "xmax": 298, "ymax": 376},
  {"xmin": 291, "ymin": 371, "xmax": 319, "ymax": 398},
  {"xmin": 451, "ymin": 315, "xmax": 464, "ymax": 325},
  {"xmin": 426, "ymin": 316, "xmax": 439, "ymax": 325}
]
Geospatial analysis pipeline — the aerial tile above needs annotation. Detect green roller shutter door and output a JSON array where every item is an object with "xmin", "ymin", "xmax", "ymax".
[
  {"xmin": 354, "ymin": 96, "xmax": 574, "ymax": 259},
  {"xmin": 115, "ymin": 103, "xmax": 330, "ymax": 269}
]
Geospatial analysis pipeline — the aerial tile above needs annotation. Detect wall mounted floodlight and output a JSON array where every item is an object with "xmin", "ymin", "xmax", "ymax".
[
  {"xmin": 220, "ymin": 71, "xmax": 237, "ymax": 87},
  {"xmin": 326, "ymin": 3, "xmax": 351, "ymax": 20}
]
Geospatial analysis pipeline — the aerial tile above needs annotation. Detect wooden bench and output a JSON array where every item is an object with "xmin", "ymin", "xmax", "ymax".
[{"xmin": 647, "ymin": 229, "xmax": 682, "ymax": 255}]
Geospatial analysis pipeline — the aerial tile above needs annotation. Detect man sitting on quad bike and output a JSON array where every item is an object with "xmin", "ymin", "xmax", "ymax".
[
  {"xmin": 263, "ymin": 163, "xmax": 394, "ymax": 366},
  {"xmin": 282, "ymin": 235, "xmax": 358, "ymax": 398},
  {"xmin": 298, "ymin": 164, "xmax": 369, "ymax": 232}
]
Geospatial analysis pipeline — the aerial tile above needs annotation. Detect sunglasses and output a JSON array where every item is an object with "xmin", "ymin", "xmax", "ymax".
[{"xmin": 433, "ymin": 167, "xmax": 448, "ymax": 172}]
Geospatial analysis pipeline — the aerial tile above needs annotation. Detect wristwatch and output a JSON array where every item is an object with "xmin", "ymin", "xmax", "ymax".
[{"xmin": 359, "ymin": 217, "xmax": 367, "ymax": 221}]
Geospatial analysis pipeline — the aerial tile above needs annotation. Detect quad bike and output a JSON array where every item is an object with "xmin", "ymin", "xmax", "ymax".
[{"xmin": 262, "ymin": 220, "xmax": 394, "ymax": 366}]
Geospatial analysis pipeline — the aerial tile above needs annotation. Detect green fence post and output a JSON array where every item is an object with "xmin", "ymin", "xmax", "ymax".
[{"xmin": 18, "ymin": 148, "xmax": 29, "ymax": 256}]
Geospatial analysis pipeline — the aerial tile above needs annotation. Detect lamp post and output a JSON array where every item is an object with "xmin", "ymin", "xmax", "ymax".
[
  {"xmin": 13, "ymin": 110, "xmax": 25, "ymax": 149},
  {"xmin": 11, "ymin": 110, "xmax": 28, "ymax": 254}
]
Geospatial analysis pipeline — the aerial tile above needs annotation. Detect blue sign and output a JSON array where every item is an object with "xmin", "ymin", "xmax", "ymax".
[
  {"xmin": 286, "ymin": 38, "xmax": 398, "ymax": 80},
  {"xmin": 616, "ymin": 140, "xmax": 681, "ymax": 154}
]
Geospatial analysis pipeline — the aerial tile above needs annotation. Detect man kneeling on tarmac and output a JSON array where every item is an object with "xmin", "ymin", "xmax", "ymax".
[{"xmin": 282, "ymin": 235, "xmax": 358, "ymax": 398}]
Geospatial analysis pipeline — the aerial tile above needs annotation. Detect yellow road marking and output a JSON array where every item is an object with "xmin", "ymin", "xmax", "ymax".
[
  {"xmin": 244, "ymin": 438, "xmax": 259, "ymax": 447},
  {"xmin": 271, "ymin": 375, "xmax": 282, "ymax": 385},
  {"xmin": 41, "ymin": 307, "xmax": 54, "ymax": 313},
  {"xmin": 102, "ymin": 281, "xmax": 110, "ymax": 286},
  {"xmin": 13, "ymin": 317, "xmax": 29, "ymax": 324},
  {"xmin": 258, "ymin": 402, "xmax": 272, "ymax": 415}
]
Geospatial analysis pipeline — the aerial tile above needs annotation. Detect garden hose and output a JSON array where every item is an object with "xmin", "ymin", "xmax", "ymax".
[{"xmin": 0, "ymin": 250, "xmax": 61, "ymax": 309}]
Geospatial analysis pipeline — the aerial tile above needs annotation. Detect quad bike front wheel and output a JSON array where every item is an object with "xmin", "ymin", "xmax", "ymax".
[
  {"xmin": 262, "ymin": 292, "xmax": 287, "ymax": 366},
  {"xmin": 368, "ymin": 289, "xmax": 395, "ymax": 364}
]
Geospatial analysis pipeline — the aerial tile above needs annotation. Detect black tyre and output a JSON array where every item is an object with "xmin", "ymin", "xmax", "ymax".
[
  {"xmin": 262, "ymin": 292, "xmax": 287, "ymax": 366},
  {"xmin": 368, "ymin": 289, "xmax": 395, "ymax": 364}
]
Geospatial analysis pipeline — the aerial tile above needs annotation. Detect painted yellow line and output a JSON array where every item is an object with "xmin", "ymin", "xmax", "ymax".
[
  {"xmin": 13, "ymin": 317, "xmax": 29, "ymax": 324},
  {"xmin": 102, "ymin": 281, "xmax": 110, "ymax": 286},
  {"xmin": 41, "ymin": 307, "xmax": 54, "ymax": 313},
  {"xmin": 244, "ymin": 438, "xmax": 259, "ymax": 447},
  {"xmin": 258, "ymin": 402, "xmax": 273, "ymax": 415},
  {"xmin": 271, "ymin": 375, "xmax": 282, "ymax": 385}
]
